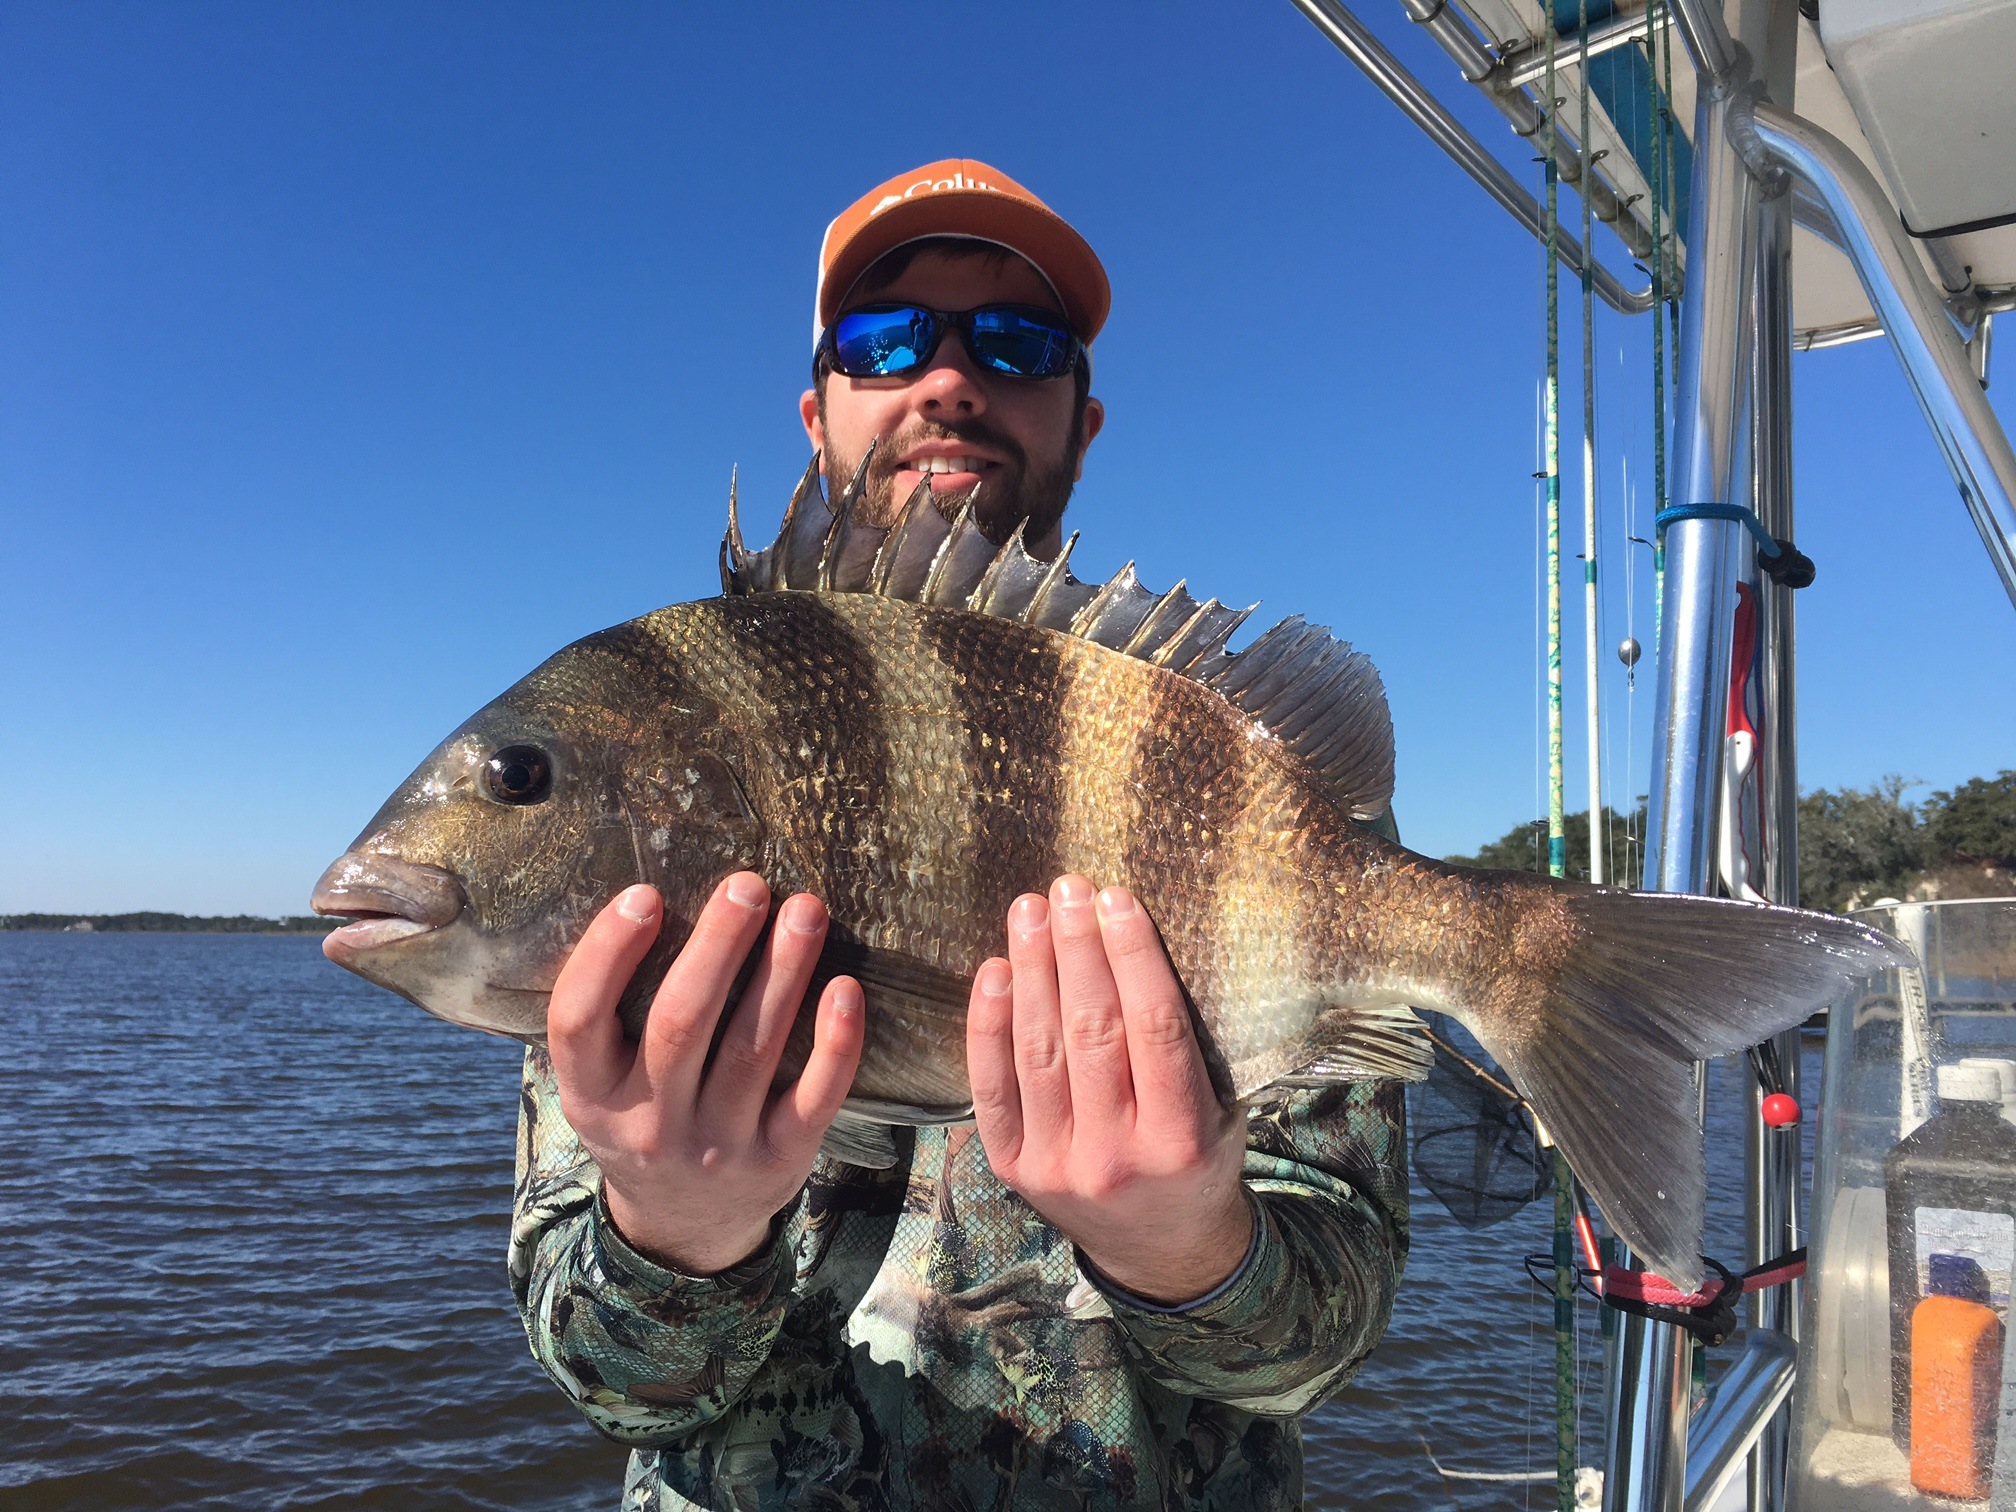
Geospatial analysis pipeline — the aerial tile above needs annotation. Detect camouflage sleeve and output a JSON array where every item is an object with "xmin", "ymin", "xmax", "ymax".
[
  {"xmin": 508, "ymin": 1045, "xmax": 801, "ymax": 1446},
  {"xmin": 1089, "ymin": 1078, "xmax": 1411, "ymax": 1418}
]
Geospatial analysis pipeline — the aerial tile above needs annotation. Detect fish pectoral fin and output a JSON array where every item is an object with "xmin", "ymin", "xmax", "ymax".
[
  {"xmin": 815, "ymin": 936, "xmax": 974, "ymax": 1022},
  {"xmin": 819, "ymin": 1109, "xmax": 901, "ymax": 1170}
]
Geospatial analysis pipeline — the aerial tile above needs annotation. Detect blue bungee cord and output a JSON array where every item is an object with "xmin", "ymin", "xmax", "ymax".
[{"xmin": 1653, "ymin": 501, "xmax": 1817, "ymax": 588}]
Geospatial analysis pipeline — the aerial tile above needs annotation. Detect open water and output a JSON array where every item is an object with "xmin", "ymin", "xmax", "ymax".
[{"xmin": 0, "ymin": 933, "xmax": 1767, "ymax": 1510}]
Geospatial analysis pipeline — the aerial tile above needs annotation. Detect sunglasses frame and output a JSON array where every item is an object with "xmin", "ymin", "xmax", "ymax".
[{"xmin": 821, "ymin": 302, "xmax": 1085, "ymax": 382}]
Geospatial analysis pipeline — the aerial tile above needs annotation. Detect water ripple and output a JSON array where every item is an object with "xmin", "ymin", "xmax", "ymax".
[{"xmin": 0, "ymin": 933, "xmax": 1780, "ymax": 1510}]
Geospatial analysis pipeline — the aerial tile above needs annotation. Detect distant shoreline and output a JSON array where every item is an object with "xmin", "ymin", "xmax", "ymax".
[{"xmin": 1, "ymin": 912, "xmax": 340, "ymax": 935}]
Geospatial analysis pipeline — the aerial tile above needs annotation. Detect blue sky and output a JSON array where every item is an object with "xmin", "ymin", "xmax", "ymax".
[{"xmin": 4, "ymin": 2, "xmax": 2011, "ymax": 916}]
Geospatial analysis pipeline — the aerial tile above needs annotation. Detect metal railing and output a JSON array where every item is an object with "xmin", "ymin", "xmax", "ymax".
[
  {"xmin": 1290, "ymin": 1, "xmax": 2016, "ymax": 1509},
  {"xmin": 1288, "ymin": 0, "xmax": 1655, "ymax": 314}
]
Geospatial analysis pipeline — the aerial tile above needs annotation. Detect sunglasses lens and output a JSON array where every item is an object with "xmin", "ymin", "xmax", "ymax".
[
  {"xmin": 966, "ymin": 307, "xmax": 1077, "ymax": 377},
  {"xmin": 830, "ymin": 306, "xmax": 935, "ymax": 376}
]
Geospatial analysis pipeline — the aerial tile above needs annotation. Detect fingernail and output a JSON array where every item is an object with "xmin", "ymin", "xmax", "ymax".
[
  {"xmin": 977, "ymin": 959, "xmax": 1012, "ymax": 997},
  {"xmin": 1053, "ymin": 874, "xmax": 1093, "ymax": 908},
  {"xmin": 1011, "ymin": 894, "xmax": 1048, "ymax": 932},
  {"xmin": 1096, "ymin": 886, "xmax": 1136, "ymax": 920},
  {"xmin": 726, "ymin": 872, "xmax": 768, "ymax": 908},
  {"xmin": 617, "ymin": 885, "xmax": 657, "ymax": 922},
  {"xmin": 780, "ymin": 895, "xmax": 824, "ymax": 935}
]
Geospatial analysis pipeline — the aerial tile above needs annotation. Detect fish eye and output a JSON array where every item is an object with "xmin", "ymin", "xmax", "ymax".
[{"xmin": 484, "ymin": 745, "xmax": 553, "ymax": 806}]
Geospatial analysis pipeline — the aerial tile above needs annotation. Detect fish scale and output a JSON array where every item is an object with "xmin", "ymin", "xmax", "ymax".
[{"xmin": 314, "ymin": 464, "xmax": 1909, "ymax": 1287}]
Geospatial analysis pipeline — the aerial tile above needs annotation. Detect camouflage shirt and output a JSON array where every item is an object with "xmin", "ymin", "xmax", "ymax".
[{"xmin": 511, "ymin": 1047, "xmax": 1407, "ymax": 1510}]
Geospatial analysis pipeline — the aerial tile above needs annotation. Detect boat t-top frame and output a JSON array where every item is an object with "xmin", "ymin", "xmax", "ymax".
[{"xmin": 1288, "ymin": 0, "xmax": 2016, "ymax": 1508}]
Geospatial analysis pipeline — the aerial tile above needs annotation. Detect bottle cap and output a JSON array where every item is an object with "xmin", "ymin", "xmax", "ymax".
[
  {"xmin": 1954, "ymin": 1058, "xmax": 2016, "ymax": 1116},
  {"xmin": 1937, "ymin": 1061, "xmax": 2007, "ymax": 1105},
  {"xmin": 1927, "ymin": 1252, "xmax": 1991, "ymax": 1303}
]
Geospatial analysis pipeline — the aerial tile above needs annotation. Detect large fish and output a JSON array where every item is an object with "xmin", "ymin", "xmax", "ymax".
[{"xmin": 312, "ymin": 456, "xmax": 1901, "ymax": 1286}]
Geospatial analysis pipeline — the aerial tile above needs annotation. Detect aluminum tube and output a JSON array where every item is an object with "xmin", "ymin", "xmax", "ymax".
[
  {"xmin": 1671, "ymin": 0, "xmax": 1741, "ymax": 86},
  {"xmin": 1925, "ymin": 235, "xmax": 1976, "ymax": 299},
  {"xmin": 1288, "ymin": 0, "xmax": 1654, "ymax": 313},
  {"xmin": 1745, "ymin": 172, "xmax": 1801, "ymax": 1512},
  {"xmin": 1750, "ymin": 101, "xmax": 2016, "ymax": 606},
  {"xmin": 1394, "ymin": 0, "xmax": 1660, "ymax": 261},
  {"xmin": 1608, "ymin": 70, "xmax": 1760, "ymax": 1512},
  {"xmin": 1500, "ymin": 6, "xmax": 1672, "ymax": 89},
  {"xmin": 1606, "ymin": 1290, "xmax": 1696, "ymax": 1512},
  {"xmin": 1649, "ymin": 80, "xmax": 1758, "ymax": 900},
  {"xmin": 1682, "ymin": 1331, "xmax": 1799, "ymax": 1512},
  {"xmin": 1792, "ymin": 319, "xmax": 1883, "ymax": 351}
]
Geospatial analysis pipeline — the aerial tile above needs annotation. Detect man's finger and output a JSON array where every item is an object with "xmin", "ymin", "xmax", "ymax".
[
  {"xmin": 1005, "ymin": 892, "xmax": 1072, "ymax": 1144},
  {"xmin": 640, "ymin": 871, "xmax": 772, "ymax": 1101},
  {"xmin": 548, "ymin": 885, "xmax": 661, "ymax": 1108},
  {"xmin": 765, "ymin": 975, "xmax": 864, "ymax": 1163},
  {"xmin": 699, "ymin": 892, "xmax": 830, "ymax": 1135},
  {"xmin": 1047, "ymin": 873, "xmax": 1133, "ymax": 1134},
  {"xmin": 964, "ymin": 958, "xmax": 1023, "ymax": 1170},
  {"xmin": 1096, "ymin": 885, "xmax": 1218, "ymax": 1132}
]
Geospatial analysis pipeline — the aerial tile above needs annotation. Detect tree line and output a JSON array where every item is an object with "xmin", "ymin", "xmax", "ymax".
[
  {"xmin": 0, "ymin": 912, "xmax": 339, "ymax": 934},
  {"xmin": 1444, "ymin": 769, "xmax": 2016, "ymax": 912}
]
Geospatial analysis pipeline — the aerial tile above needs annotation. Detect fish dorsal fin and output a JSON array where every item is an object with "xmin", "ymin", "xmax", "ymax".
[{"xmin": 720, "ymin": 464, "xmax": 1395, "ymax": 819}]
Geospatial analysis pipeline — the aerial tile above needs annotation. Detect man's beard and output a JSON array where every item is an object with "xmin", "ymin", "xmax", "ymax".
[{"xmin": 820, "ymin": 412, "xmax": 1082, "ymax": 553}]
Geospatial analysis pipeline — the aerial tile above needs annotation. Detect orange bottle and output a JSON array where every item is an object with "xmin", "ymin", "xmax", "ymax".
[{"xmin": 1911, "ymin": 1253, "xmax": 2004, "ymax": 1501}]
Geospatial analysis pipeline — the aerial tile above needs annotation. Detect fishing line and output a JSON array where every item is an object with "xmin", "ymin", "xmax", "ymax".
[
  {"xmin": 1576, "ymin": 0, "xmax": 1602, "ymax": 894},
  {"xmin": 1542, "ymin": 15, "xmax": 1577, "ymax": 1508}
]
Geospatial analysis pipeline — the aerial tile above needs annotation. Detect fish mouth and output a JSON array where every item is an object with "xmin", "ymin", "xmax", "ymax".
[{"xmin": 311, "ymin": 852, "xmax": 467, "ymax": 961}]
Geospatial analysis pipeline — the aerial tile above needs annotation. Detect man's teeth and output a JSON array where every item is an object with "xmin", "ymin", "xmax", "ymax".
[{"xmin": 912, "ymin": 456, "xmax": 991, "ymax": 475}]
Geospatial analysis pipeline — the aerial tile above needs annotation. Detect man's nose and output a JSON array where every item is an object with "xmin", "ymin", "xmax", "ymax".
[{"xmin": 907, "ymin": 331, "xmax": 988, "ymax": 417}]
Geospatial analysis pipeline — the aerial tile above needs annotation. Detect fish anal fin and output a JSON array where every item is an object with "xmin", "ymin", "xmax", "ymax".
[
  {"xmin": 1255, "ymin": 1005, "xmax": 1432, "ymax": 1091},
  {"xmin": 820, "ymin": 1109, "xmax": 900, "ymax": 1169}
]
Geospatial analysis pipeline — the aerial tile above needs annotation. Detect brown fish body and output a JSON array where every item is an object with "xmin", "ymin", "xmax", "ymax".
[
  {"xmin": 314, "ymin": 466, "xmax": 1905, "ymax": 1285},
  {"xmin": 618, "ymin": 589, "xmax": 1463, "ymax": 1105}
]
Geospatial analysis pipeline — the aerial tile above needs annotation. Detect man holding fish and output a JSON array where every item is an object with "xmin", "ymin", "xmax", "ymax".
[
  {"xmin": 316, "ymin": 155, "xmax": 1889, "ymax": 1505},
  {"xmin": 512, "ymin": 162, "xmax": 1413, "ymax": 1507}
]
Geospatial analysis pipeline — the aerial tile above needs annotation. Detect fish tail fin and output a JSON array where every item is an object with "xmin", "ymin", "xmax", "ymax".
[{"xmin": 1477, "ymin": 887, "xmax": 1906, "ymax": 1289}]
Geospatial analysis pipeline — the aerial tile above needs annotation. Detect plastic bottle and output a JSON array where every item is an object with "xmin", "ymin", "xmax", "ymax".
[
  {"xmin": 1885, "ymin": 1061, "xmax": 2016, "ymax": 1453},
  {"xmin": 1912, "ymin": 1254, "xmax": 2002, "ymax": 1500}
]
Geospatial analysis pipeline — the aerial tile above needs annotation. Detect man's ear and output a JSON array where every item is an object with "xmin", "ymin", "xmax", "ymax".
[
  {"xmin": 799, "ymin": 389, "xmax": 825, "ymax": 472},
  {"xmin": 1073, "ymin": 398, "xmax": 1106, "ymax": 482}
]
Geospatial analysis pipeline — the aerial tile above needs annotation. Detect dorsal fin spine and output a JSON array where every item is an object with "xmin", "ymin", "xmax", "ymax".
[
  {"xmin": 1118, "ymin": 580, "xmax": 1189, "ymax": 657},
  {"xmin": 1148, "ymin": 597, "xmax": 1221, "ymax": 668},
  {"xmin": 1022, "ymin": 532, "xmax": 1081, "ymax": 624},
  {"xmin": 817, "ymin": 484, "xmax": 854, "ymax": 592},
  {"xmin": 968, "ymin": 519, "xmax": 1032, "ymax": 612},
  {"xmin": 918, "ymin": 494, "xmax": 979, "ymax": 605},
  {"xmin": 868, "ymin": 479, "xmax": 937, "ymax": 596},
  {"xmin": 1068, "ymin": 561, "xmax": 1137, "ymax": 639}
]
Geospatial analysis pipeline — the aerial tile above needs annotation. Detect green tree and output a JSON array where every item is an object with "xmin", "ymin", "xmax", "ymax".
[
  {"xmin": 1925, "ymin": 769, "xmax": 2016, "ymax": 868},
  {"xmin": 1796, "ymin": 775, "xmax": 1929, "ymax": 912},
  {"xmin": 1445, "ymin": 803, "xmax": 1648, "ymax": 885}
]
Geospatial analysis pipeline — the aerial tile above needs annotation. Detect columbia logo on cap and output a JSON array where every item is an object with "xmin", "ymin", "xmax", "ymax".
[{"xmin": 869, "ymin": 170, "xmax": 1000, "ymax": 218}]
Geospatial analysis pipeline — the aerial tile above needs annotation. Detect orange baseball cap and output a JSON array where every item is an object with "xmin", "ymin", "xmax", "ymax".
[{"xmin": 815, "ymin": 159, "xmax": 1110, "ymax": 347}]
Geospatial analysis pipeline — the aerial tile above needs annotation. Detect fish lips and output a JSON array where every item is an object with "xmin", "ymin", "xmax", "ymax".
[{"xmin": 311, "ymin": 852, "xmax": 468, "ymax": 965}]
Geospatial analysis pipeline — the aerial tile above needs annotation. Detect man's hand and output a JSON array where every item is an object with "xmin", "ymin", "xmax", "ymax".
[
  {"xmin": 547, "ymin": 874, "xmax": 863, "ymax": 1276},
  {"xmin": 965, "ymin": 875, "xmax": 1254, "ymax": 1306}
]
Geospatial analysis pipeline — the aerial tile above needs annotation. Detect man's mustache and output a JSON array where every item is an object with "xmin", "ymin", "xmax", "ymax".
[{"xmin": 869, "ymin": 423, "xmax": 1028, "ymax": 479}]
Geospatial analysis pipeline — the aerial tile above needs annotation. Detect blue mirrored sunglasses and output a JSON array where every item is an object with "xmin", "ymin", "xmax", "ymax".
[{"xmin": 824, "ymin": 303, "xmax": 1082, "ymax": 381}]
